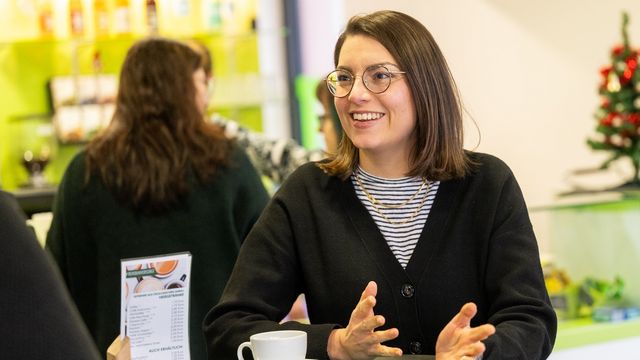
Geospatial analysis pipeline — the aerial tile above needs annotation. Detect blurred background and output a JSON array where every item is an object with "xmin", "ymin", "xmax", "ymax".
[{"xmin": 1, "ymin": 1, "xmax": 639, "ymax": 358}]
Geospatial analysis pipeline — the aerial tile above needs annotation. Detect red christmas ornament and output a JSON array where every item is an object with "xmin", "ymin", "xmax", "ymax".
[
  {"xmin": 600, "ymin": 65, "xmax": 612, "ymax": 78},
  {"xmin": 622, "ymin": 69, "xmax": 633, "ymax": 83},
  {"xmin": 600, "ymin": 113, "xmax": 615, "ymax": 126},
  {"xmin": 613, "ymin": 44, "xmax": 625, "ymax": 55}
]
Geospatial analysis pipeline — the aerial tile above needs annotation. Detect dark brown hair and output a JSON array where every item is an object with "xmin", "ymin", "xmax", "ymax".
[
  {"xmin": 85, "ymin": 37, "xmax": 232, "ymax": 214},
  {"xmin": 185, "ymin": 39, "xmax": 213, "ymax": 77},
  {"xmin": 319, "ymin": 10, "xmax": 471, "ymax": 180}
]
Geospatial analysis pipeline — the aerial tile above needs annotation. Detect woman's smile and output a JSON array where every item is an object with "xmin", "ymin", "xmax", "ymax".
[{"xmin": 351, "ymin": 112, "xmax": 384, "ymax": 121}]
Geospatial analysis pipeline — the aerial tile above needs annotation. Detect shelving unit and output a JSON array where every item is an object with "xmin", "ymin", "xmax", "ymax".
[
  {"xmin": 530, "ymin": 191, "xmax": 640, "ymax": 357},
  {"xmin": 1, "ymin": 32, "xmax": 257, "ymax": 188},
  {"xmin": 0, "ymin": 0, "xmax": 299, "ymax": 192}
]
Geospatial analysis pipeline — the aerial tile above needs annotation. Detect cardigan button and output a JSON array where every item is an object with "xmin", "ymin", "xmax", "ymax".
[
  {"xmin": 401, "ymin": 283, "xmax": 415, "ymax": 298},
  {"xmin": 409, "ymin": 341, "xmax": 422, "ymax": 354}
]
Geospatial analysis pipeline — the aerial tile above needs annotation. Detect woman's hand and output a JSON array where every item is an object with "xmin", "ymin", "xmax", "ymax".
[
  {"xmin": 327, "ymin": 281, "xmax": 402, "ymax": 360},
  {"xmin": 435, "ymin": 303, "xmax": 495, "ymax": 360}
]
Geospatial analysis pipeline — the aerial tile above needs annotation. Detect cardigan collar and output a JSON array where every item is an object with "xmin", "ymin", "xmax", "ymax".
[{"xmin": 339, "ymin": 173, "xmax": 465, "ymax": 284}]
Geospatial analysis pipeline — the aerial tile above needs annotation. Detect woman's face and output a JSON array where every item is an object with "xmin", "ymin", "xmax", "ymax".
[
  {"xmin": 193, "ymin": 67, "xmax": 209, "ymax": 114},
  {"xmin": 335, "ymin": 35, "xmax": 416, "ymax": 163}
]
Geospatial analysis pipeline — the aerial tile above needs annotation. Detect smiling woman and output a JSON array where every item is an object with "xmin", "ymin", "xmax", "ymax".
[
  {"xmin": 204, "ymin": 10, "xmax": 556, "ymax": 360},
  {"xmin": 327, "ymin": 34, "xmax": 417, "ymax": 174}
]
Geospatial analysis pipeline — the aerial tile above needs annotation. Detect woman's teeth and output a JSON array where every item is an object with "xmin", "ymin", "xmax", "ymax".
[{"xmin": 352, "ymin": 113, "xmax": 382, "ymax": 121}]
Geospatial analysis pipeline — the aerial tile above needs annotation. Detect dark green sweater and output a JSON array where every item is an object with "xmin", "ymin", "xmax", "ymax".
[{"xmin": 46, "ymin": 147, "xmax": 269, "ymax": 360}]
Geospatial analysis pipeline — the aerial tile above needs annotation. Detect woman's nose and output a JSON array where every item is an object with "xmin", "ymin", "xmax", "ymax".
[{"xmin": 348, "ymin": 76, "xmax": 370, "ymax": 102}]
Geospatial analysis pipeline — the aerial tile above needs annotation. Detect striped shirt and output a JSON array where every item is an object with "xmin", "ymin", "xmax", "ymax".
[{"xmin": 352, "ymin": 166, "xmax": 439, "ymax": 268}]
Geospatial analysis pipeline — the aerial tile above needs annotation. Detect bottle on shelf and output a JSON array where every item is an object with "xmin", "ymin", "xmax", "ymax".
[
  {"xmin": 94, "ymin": 0, "xmax": 110, "ymax": 37},
  {"xmin": 69, "ymin": 0, "xmax": 85, "ymax": 37},
  {"xmin": 113, "ymin": 0, "xmax": 131, "ymax": 35},
  {"xmin": 202, "ymin": 0, "xmax": 222, "ymax": 33},
  {"xmin": 146, "ymin": 0, "xmax": 158, "ymax": 35},
  {"xmin": 37, "ymin": 0, "xmax": 54, "ymax": 38}
]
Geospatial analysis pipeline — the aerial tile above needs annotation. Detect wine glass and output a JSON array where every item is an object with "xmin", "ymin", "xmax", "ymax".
[{"xmin": 18, "ymin": 121, "xmax": 55, "ymax": 188}]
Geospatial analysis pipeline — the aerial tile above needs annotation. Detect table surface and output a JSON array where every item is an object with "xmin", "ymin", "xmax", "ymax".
[
  {"xmin": 10, "ymin": 186, "xmax": 56, "ymax": 217},
  {"xmin": 555, "ymin": 317, "xmax": 640, "ymax": 350}
]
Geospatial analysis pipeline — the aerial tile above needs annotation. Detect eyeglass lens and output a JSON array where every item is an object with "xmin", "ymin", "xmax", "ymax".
[{"xmin": 325, "ymin": 65, "xmax": 396, "ymax": 97}]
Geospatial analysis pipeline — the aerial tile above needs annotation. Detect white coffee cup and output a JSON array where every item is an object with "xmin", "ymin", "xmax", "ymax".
[{"xmin": 237, "ymin": 330, "xmax": 307, "ymax": 360}]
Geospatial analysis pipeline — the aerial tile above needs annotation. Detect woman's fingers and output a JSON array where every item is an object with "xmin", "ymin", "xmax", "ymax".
[
  {"xmin": 449, "ymin": 302, "xmax": 477, "ymax": 329},
  {"xmin": 357, "ymin": 314, "xmax": 385, "ymax": 333},
  {"xmin": 467, "ymin": 324, "xmax": 495, "ymax": 342},
  {"xmin": 350, "ymin": 295, "xmax": 375, "ymax": 323},
  {"xmin": 439, "ymin": 302, "xmax": 481, "ymax": 342},
  {"xmin": 373, "ymin": 343, "xmax": 403, "ymax": 357},
  {"xmin": 436, "ymin": 302, "xmax": 496, "ymax": 359},
  {"xmin": 362, "ymin": 329, "xmax": 402, "ymax": 357},
  {"xmin": 462, "ymin": 341, "xmax": 486, "ymax": 356},
  {"xmin": 334, "ymin": 281, "xmax": 404, "ymax": 359},
  {"xmin": 350, "ymin": 281, "xmax": 378, "ymax": 323},
  {"xmin": 370, "ymin": 327, "xmax": 400, "ymax": 345},
  {"xmin": 360, "ymin": 281, "xmax": 378, "ymax": 301}
]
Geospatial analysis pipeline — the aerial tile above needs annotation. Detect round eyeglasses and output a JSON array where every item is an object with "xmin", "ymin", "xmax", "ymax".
[{"xmin": 325, "ymin": 65, "xmax": 406, "ymax": 98}]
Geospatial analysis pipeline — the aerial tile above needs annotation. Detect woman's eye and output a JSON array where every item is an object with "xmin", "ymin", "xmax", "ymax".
[
  {"xmin": 337, "ymin": 73, "xmax": 352, "ymax": 82},
  {"xmin": 371, "ymin": 70, "xmax": 391, "ymax": 80}
]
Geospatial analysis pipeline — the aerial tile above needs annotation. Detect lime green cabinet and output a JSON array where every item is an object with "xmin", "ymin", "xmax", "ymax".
[
  {"xmin": 0, "ymin": 33, "xmax": 261, "ymax": 190},
  {"xmin": 531, "ymin": 193, "xmax": 640, "ymax": 353}
]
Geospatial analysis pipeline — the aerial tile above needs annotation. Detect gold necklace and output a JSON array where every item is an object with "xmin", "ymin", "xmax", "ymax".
[
  {"xmin": 355, "ymin": 170, "xmax": 431, "ymax": 225},
  {"xmin": 369, "ymin": 183, "xmax": 430, "ymax": 225},
  {"xmin": 354, "ymin": 170, "xmax": 427, "ymax": 209}
]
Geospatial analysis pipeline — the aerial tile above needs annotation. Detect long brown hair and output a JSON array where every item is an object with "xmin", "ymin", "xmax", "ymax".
[
  {"xmin": 319, "ymin": 10, "xmax": 471, "ymax": 180},
  {"xmin": 85, "ymin": 38, "xmax": 232, "ymax": 214}
]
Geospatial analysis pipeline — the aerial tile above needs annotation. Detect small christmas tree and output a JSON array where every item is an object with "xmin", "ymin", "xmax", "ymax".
[{"xmin": 588, "ymin": 12, "xmax": 640, "ymax": 186}]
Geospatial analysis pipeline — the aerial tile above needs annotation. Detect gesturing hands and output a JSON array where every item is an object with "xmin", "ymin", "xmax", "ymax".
[
  {"xmin": 326, "ymin": 283, "xmax": 494, "ymax": 360},
  {"xmin": 327, "ymin": 281, "xmax": 402, "ymax": 360},
  {"xmin": 435, "ymin": 303, "xmax": 495, "ymax": 360}
]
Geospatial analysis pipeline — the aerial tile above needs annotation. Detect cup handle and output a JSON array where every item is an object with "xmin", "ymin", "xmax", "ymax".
[{"xmin": 237, "ymin": 341, "xmax": 251, "ymax": 360}]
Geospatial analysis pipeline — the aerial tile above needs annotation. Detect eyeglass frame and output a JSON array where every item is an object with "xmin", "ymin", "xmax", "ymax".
[{"xmin": 324, "ymin": 64, "xmax": 407, "ymax": 98}]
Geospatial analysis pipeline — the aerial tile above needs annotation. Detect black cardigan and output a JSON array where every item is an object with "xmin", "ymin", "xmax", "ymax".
[
  {"xmin": 0, "ymin": 191, "xmax": 101, "ymax": 359},
  {"xmin": 204, "ymin": 152, "xmax": 556, "ymax": 359}
]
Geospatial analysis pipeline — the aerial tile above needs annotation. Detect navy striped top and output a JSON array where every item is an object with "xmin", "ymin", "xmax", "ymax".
[{"xmin": 352, "ymin": 166, "xmax": 439, "ymax": 268}]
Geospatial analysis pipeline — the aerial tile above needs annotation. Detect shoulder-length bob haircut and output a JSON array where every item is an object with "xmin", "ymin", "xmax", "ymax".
[{"xmin": 319, "ymin": 10, "xmax": 471, "ymax": 180}]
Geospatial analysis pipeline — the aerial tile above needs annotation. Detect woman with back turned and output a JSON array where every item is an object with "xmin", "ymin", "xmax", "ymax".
[
  {"xmin": 204, "ymin": 10, "xmax": 556, "ymax": 360},
  {"xmin": 46, "ymin": 38, "xmax": 269, "ymax": 359}
]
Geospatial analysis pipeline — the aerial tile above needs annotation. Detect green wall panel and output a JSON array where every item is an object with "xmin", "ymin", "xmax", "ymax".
[{"xmin": 0, "ymin": 34, "xmax": 260, "ymax": 190}]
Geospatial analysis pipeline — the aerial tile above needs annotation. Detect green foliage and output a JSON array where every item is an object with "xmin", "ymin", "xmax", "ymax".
[{"xmin": 576, "ymin": 276, "xmax": 631, "ymax": 319}]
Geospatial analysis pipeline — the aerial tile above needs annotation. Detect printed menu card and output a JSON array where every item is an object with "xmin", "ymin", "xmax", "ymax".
[{"xmin": 120, "ymin": 252, "xmax": 192, "ymax": 360}]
